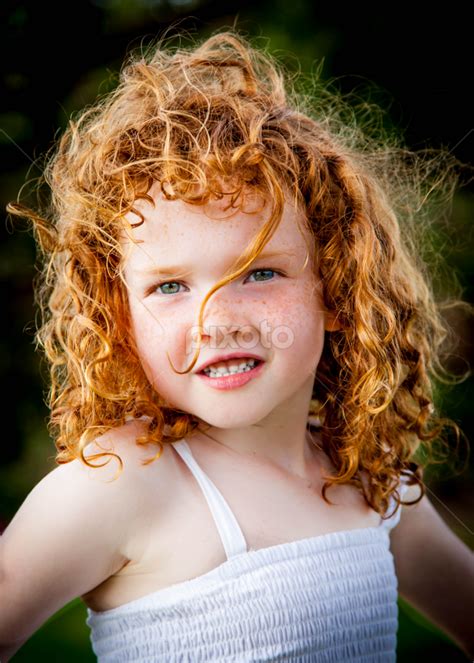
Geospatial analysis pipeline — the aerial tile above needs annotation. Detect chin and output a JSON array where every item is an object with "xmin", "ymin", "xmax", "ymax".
[
  {"xmin": 195, "ymin": 415, "xmax": 260, "ymax": 430},
  {"xmin": 191, "ymin": 406, "xmax": 273, "ymax": 431}
]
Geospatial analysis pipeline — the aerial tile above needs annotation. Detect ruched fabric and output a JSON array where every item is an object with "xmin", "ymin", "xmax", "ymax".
[{"xmin": 86, "ymin": 438, "xmax": 409, "ymax": 662}]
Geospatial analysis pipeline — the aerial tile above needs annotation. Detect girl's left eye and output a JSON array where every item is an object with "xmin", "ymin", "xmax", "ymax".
[
  {"xmin": 245, "ymin": 268, "xmax": 281, "ymax": 284},
  {"xmin": 150, "ymin": 268, "xmax": 283, "ymax": 296}
]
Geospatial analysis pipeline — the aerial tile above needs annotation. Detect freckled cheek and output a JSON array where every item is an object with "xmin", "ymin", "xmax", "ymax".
[
  {"xmin": 130, "ymin": 305, "xmax": 194, "ymax": 368},
  {"xmin": 262, "ymin": 291, "xmax": 325, "ymax": 369},
  {"xmin": 263, "ymin": 289, "xmax": 323, "ymax": 334}
]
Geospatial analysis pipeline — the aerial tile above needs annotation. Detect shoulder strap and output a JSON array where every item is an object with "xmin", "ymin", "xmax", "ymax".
[
  {"xmin": 172, "ymin": 439, "xmax": 248, "ymax": 559},
  {"xmin": 380, "ymin": 476, "xmax": 411, "ymax": 531}
]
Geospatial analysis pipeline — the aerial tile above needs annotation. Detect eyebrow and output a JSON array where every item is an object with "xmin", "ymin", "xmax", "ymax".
[{"xmin": 135, "ymin": 250, "xmax": 295, "ymax": 278}]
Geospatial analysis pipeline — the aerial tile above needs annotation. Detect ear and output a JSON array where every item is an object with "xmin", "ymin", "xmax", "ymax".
[
  {"xmin": 313, "ymin": 274, "xmax": 343, "ymax": 332},
  {"xmin": 324, "ymin": 309, "xmax": 343, "ymax": 332}
]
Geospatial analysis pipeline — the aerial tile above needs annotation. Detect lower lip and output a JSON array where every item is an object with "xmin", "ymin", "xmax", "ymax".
[{"xmin": 196, "ymin": 361, "xmax": 265, "ymax": 390}]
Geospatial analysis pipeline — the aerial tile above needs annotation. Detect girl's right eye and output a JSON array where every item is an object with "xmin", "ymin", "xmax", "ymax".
[{"xmin": 154, "ymin": 281, "xmax": 188, "ymax": 296}]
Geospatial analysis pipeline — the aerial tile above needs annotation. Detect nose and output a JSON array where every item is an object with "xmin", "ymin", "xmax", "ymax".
[{"xmin": 198, "ymin": 290, "xmax": 253, "ymax": 349}]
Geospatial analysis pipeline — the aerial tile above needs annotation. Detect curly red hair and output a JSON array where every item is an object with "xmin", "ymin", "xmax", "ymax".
[{"xmin": 7, "ymin": 28, "xmax": 472, "ymax": 519}]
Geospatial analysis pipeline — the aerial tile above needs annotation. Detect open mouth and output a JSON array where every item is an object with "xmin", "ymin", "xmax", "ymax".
[{"xmin": 198, "ymin": 358, "xmax": 264, "ymax": 376}]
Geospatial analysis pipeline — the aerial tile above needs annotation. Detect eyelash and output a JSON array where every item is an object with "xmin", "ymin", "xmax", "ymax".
[{"xmin": 148, "ymin": 268, "xmax": 285, "ymax": 297}]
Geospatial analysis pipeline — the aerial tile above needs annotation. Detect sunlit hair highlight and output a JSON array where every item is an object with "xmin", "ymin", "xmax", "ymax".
[{"xmin": 7, "ymin": 27, "xmax": 473, "ymax": 519}]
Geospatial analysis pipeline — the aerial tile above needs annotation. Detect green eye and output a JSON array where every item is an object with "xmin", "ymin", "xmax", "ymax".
[
  {"xmin": 156, "ymin": 281, "xmax": 185, "ymax": 295},
  {"xmin": 151, "ymin": 268, "xmax": 282, "ymax": 296},
  {"xmin": 247, "ymin": 269, "xmax": 277, "ymax": 282}
]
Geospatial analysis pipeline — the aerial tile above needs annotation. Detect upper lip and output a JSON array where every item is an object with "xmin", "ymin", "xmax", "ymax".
[{"xmin": 195, "ymin": 352, "xmax": 265, "ymax": 374}]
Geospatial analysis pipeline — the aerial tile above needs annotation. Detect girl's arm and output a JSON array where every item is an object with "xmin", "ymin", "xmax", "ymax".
[
  {"xmin": 0, "ymin": 450, "xmax": 131, "ymax": 661},
  {"xmin": 390, "ymin": 483, "xmax": 474, "ymax": 658}
]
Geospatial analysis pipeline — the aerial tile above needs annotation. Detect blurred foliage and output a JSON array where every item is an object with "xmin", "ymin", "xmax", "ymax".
[
  {"xmin": 11, "ymin": 598, "xmax": 96, "ymax": 662},
  {"xmin": 1, "ymin": 0, "xmax": 472, "ymax": 660}
]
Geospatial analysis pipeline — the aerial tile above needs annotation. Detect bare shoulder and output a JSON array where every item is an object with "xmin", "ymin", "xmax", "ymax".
[
  {"xmin": 389, "ymin": 482, "xmax": 474, "ymax": 657},
  {"xmin": 80, "ymin": 417, "xmax": 177, "ymax": 519},
  {"xmin": 74, "ymin": 418, "xmax": 176, "ymax": 533},
  {"xmin": 78, "ymin": 417, "xmax": 168, "ymax": 484},
  {"xmin": 38, "ymin": 418, "xmax": 159, "ymax": 510},
  {"xmin": 390, "ymin": 479, "xmax": 473, "ymax": 575},
  {"xmin": 3, "ymin": 417, "xmax": 168, "ymax": 561},
  {"xmin": 0, "ymin": 418, "xmax": 171, "ymax": 651}
]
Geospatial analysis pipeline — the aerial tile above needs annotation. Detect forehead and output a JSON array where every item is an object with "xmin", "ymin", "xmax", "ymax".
[{"xmin": 121, "ymin": 182, "xmax": 311, "ymax": 259}]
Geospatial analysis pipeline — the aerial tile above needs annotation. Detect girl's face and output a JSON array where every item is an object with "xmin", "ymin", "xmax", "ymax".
[{"xmin": 121, "ymin": 182, "xmax": 334, "ymax": 430}]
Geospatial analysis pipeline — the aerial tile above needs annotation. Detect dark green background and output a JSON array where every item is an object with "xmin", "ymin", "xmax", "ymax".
[{"xmin": 1, "ymin": 1, "xmax": 472, "ymax": 660}]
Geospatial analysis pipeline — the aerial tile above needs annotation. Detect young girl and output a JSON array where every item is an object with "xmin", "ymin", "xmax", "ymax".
[{"xmin": 2, "ymin": 28, "xmax": 473, "ymax": 662}]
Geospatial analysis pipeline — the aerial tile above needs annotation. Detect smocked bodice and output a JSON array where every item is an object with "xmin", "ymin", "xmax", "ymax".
[{"xmin": 86, "ymin": 438, "xmax": 408, "ymax": 662}]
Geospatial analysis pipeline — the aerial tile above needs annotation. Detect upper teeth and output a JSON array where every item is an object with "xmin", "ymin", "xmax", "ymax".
[{"xmin": 203, "ymin": 358, "xmax": 257, "ymax": 376}]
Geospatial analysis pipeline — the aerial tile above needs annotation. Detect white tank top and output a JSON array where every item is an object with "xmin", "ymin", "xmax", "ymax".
[{"xmin": 86, "ymin": 438, "xmax": 409, "ymax": 662}]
